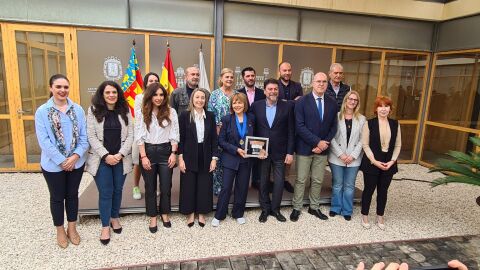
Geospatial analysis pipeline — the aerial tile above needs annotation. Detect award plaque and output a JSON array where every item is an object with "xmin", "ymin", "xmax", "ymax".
[{"xmin": 244, "ymin": 136, "xmax": 269, "ymax": 158}]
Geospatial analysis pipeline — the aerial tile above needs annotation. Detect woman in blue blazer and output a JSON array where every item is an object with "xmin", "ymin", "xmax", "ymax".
[{"xmin": 211, "ymin": 93, "xmax": 254, "ymax": 227}]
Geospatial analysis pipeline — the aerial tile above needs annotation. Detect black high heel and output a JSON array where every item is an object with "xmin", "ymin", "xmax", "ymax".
[
  {"xmin": 149, "ymin": 226, "xmax": 158, "ymax": 233},
  {"xmin": 161, "ymin": 216, "xmax": 172, "ymax": 228},
  {"xmin": 198, "ymin": 221, "xmax": 205, "ymax": 227},
  {"xmin": 110, "ymin": 223, "xmax": 123, "ymax": 234},
  {"xmin": 187, "ymin": 222, "xmax": 194, "ymax": 227},
  {"xmin": 100, "ymin": 238, "xmax": 110, "ymax": 245}
]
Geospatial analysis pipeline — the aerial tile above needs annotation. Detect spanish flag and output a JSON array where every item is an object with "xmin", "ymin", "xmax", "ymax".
[
  {"xmin": 160, "ymin": 46, "xmax": 177, "ymax": 94},
  {"xmin": 121, "ymin": 46, "xmax": 143, "ymax": 117}
]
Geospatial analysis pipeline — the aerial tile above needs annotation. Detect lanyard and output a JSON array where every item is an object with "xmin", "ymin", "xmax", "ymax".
[{"xmin": 235, "ymin": 113, "xmax": 247, "ymax": 140}]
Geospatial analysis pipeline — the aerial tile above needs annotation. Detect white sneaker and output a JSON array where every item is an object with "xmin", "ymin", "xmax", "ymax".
[
  {"xmin": 132, "ymin": 186, "xmax": 141, "ymax": 200},
  {"xmin": 211, "ymin": 218, "xmax": 220, "ymax": 227},
  {"xmin": 236, "ymin": 217, "xmax": 246, "ymax": 225}
]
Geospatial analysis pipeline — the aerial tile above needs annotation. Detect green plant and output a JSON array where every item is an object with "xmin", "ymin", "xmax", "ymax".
[{"xmin": 429, "ymin": 136, "xmax": 480, "ymax": 205}]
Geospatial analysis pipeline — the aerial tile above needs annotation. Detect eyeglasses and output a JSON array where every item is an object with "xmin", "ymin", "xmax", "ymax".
[
  {"xmin": 314, "ymin": 80, "xmax": 327, "ymax": 84},
  {"xmin": 347, "ymin": 98, "xmax": 358, "ymax": 102}
]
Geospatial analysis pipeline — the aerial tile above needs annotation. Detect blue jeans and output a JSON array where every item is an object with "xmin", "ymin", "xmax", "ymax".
[
  {"xmin": 94, "ymin": 161, "xmax": 126, "ymax": 227},
  {"xmin": 329, "ymin": 163, "xmax": 359, "ymax": 216}
]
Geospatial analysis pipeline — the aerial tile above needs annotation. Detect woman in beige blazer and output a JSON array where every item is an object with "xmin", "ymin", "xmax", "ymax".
[
  {"xmin": 328, "ymin": 90, "xmax": 366, "ymax": 221},
  {"xmin": 86, "ymin": 81, "xmax": 133, "ymax": 245}
]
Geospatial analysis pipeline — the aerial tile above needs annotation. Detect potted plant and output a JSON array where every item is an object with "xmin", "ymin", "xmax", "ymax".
[{"xmin": 429, "ymin": 136, "xmax": 480, "ymax": 206}]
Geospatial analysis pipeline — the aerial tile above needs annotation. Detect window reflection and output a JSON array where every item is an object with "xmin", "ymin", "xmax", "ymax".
[
  {"xmin": 381, "ymin": 53, "xmax": 427, "ymax": 120},
  {"xmin": 336, "ymin": 49, "xmax": 381, "ymax": 118},
  {"xmin": 421, "ymin": 125, "xmax": 475, "ymax": 164},
  {"xmin": 399, "ymin": 124, "xmax": 417, "ymax": 160},
  {"xmin": 428, "ymin": 53, "xmax": 480, "ymax": 129}
]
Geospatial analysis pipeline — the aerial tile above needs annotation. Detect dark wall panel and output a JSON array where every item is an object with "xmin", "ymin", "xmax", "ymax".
[{"xmin": 437, "ymin": 15, "xmax": 480, "ymax": 51}]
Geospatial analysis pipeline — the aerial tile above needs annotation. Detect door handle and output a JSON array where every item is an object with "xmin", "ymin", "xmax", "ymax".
[{"xmin": 17, "ymin": 109, "xmax": 32, "ymax": 114}]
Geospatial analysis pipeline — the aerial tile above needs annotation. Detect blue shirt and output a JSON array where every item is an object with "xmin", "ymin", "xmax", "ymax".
[
  {"xmin": 312, "ymin": 92, "xmax": 324, "ymax": 120},
  {"xmin": 35, "ymin": 97, "xmax": 89, "ymax": 172},
  {"xmin": 266, "ymin": 100, "xmax": 277, "ymax": 128}
]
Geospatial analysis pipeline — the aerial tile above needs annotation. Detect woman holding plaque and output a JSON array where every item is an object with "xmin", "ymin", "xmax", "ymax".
[
  {"xmin": 207, "ymin": 68, "xmax": 237, "ymax": 196},
  {"xmin": 178, "ymin": 89, "xmax": 218, "ymax": 227},
  {"xmin": 211, "ymin": 93, "xmax": 254, "ymax": 227}
]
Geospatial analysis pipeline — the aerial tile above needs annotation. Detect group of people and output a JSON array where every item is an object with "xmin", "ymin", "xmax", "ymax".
[{"xmin": 35, "ymin": 62, "xmax": 401, "ymax": 249}]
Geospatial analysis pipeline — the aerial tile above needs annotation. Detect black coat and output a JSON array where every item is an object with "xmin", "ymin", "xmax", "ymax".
[
  {"xmin": 178, "ymin": 110, "xmax": 218, "ymax": 172},
  {"xmin": 237, "ymin": 86, "xmax": 266, "ymax": 111},
  {"xmin": 250, "ymin": 99, "xmax": 295, "ymax": 161}
]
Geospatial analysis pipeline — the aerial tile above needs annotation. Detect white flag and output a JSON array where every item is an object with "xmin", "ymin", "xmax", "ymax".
[{"xmin": 198, "ymin": 50, "xmax": 210, "ymax": 91}]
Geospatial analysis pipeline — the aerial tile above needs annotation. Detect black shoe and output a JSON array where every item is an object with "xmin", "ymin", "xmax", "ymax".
[
  {"xmin": 110, "ymin": 223, "xmax": 123, "ymax": 234},
  {"xmin": 329, "ymin": 211, "xmax": 337, "ymax": 217},
  {"xmin": 148, "ymin": 226, "xmax": 158, "ymax": 233},
  {"xmin": 187, "ymin": 222, "xmax": 194, "ymax": 227},
  {"xmin": 344, "ymin": 215, "xmax": 351, "ymax": 221},
  {"xmin": 259, "ymin": 211, "xmax": 269, "ymax": 223},
  {"xmin": 198, "ymin": 221, "xmax": 205, "ymax": 227},
  {"xmin": 290, "ymin": 209, "xmax": 301, "ymax": 222},
  {"xmin": 161, "ymin": 217, "xmax": 172, "ymax": 228},
  {"xmin": 270, "ymin": 211, "xmax": 287, "ymax": 222},
  {"xmin": 308, "ymin": 208, "xmax": 328, "ymax": 220},
  {"xmin": 284, "ymin": 181, "xmax": 294, "ymax": 193},
  {"xmin": 100, "ymin": 238, "xmax": 110, "ymax": 245}
]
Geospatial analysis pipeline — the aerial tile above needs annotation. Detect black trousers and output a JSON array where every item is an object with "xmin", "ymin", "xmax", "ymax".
[
  {"xmin": 42, "ymin": 165, "xmax": 84, "ymax": 226},
  {"xmin": 179, "ymin": 144, "xmax": 213, "ymax": 215},
  {"xmin": 259, "ymin": 157, "xmax": 285, "ymax": 213},
  {"xmin": 141, "ymin": 143, "xmax": 173, "ymax": 217},
  {"xmin": 361, "ymin": 172, "xmax": 393, "ymax": 216}
]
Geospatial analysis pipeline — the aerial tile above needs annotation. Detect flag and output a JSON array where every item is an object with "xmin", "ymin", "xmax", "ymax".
[
  {"xmin": 160, "ymin": 46, "xmax": 177, "ymax": 94},
  {"xmin": 198, "ymin": 46, "xmax": 210, "ymax": 91},
  {"xmin": 121, "ymin": 46, "xmax": 143, "ymax": 117}
]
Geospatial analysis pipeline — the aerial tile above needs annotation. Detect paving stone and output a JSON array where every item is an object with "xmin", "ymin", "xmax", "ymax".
[
  {"xmin": 245, "ymin": 256, "xmax": 263, "ymax": 265},
  {"xmin": 389, "ymin": 250, "xmax": 408, "ymax": 259},
  {"xmin": 420, "ymin": 243, "xmax": 438, "ymax": 251},
  {"xmin": 326, "ymin": 262, "xmax": 345, "ymax": 270},
  {"xmin": 181, "ymin": 261, "xmax": 197, "ymax": 270},
  {"xmin": 130, "ymin": 267, "xmax": 147, "ymax": 270},
  {"xmin": 296, "ymin": 264, "xmax": 315, "ymax": 270},
  {"xmin": 248, "ymin": 265, "xmax": 265, "ymax": 270},
  {"xmin": 409, "ymin": 252, "xmax": 426, "ymax": 263},
  {"xmin": 337, "ymin": 255, "xmax": 355, "ymax": 265},
  {"xmin": 214, "ymin": 259, "xmax": 231, "ymax": 269},
  {"xmin": 198, "ymin": 261, "xmax": 215, "ymax": 270},
  {"xmin": 290, "ymin": 251, "xmax": 310, "ymax": 265},
  {"xmin": 398, "ymin": 245, "xmax": 416, "ymax": 254},
  {"xmin": 302, "ymin": 249, "xmax": 319, "ymax": 260},
  {"xmin": 275, "ymin": 252, "xmax": 297, "ymax": 270},
  {"xmin": 147, "ymin": 265, "xmax": 164, "ymax": 270},
  {"xmin": 230, "ymin": 258, "xmax": 248, "ymax": 270},
  {"xmin": 307, "ymin": 258, "xmax": 329, "ymax": 270},
  {"xmin": 317, "ymin": 250, "xmax": 337, "ymax": 263},
  {"xmin": 261, "ymin": 258, "xmax": 280, "ymax": 269},
  {"xmin": 164, "ymin": 263, "xmax": 181, "ymax": 270},
  {"xmin": 383, "ymin": 243, "xmax": 397, "ymax": 251}
]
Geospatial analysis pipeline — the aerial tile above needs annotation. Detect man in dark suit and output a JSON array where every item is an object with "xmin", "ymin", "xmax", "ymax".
[
  {"xmin": 237, "ymin": 67, "xmax": 265, "ymax": 190},
  {"xmin": 250, "ymin": 79, "xmax": 295, "ymax": 223},
  {"xmin": 326, "ymin": 63, "xmax": 351, "ymax": 111},
  {"xmin": 278, "ymin": 62, "xmax": 303, "ymax": 101},
  {"xmin": 290, "ymin": 72, "xmax": 338, "ymax": 222},
  {"xmin": 237, "ymin": 67, "xmax": 266, "ymax": 111}
]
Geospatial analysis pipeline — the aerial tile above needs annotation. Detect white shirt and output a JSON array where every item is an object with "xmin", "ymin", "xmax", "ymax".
[
  {"xmin": 136, "ymin": 107, "xmax": 180, "ymax": 145},
  {"xmin": 193, "ymin": 109, "xmax": 206, "ymax": 143}
]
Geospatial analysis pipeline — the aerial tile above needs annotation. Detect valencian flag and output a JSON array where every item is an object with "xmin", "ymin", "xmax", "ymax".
[
  {"xmin": 121, "ymin": 44, "xmax": 143, "ymax": 117},
  {"xmin": 160, "ymin": 43, "xmax": 177, "ymax": 94}
]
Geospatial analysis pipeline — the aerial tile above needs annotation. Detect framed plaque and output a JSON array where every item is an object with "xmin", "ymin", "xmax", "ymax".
[{"xmin": 245, "ymin": 136, "xmax": 269, "ymax": 158}]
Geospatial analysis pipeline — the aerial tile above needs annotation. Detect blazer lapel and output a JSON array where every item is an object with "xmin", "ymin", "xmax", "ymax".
[
  {"xmin": 308, "ymin": 94, "xmax": 321, "ymax": 123},
  {"xmin": 260, "ymin": 100, "xmax": 269, "ymax": 128},
  {"xmin": 271, "ymin": 101, "xmax": 282, "ymax": 128},
  {"xmin": 190, "ymin": 117, "xmax": 198, "ymax": 143},
  {"xmin": 339, "ymin": 118, "xmax": 347, "ymax": 146},
  {"xmin": 203, "ymin": 114, "xmax": 210, "ymax": 142}
]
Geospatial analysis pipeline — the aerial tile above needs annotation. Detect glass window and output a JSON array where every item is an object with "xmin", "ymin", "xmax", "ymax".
[
  {"xmin": 282, "ymin": 45, "xmax": 332, "ymax": 94},
  {"xmin": 223, "ymin": 41, "xmax": 279, "ymax": 90},
  {"xmin": 77, "ymin": 30, "xmax": 145, "ymax": 110},
  {"xmin": 381, "ymin": 53, "xmax": 427, "ymax": 120},
  {"xmin": 149, "ymin": 36, "xmax": 212, "ymax": 90},
  {"xmin": 336, "ymin": 49, "xmax": 382, "ymax": 118},
  {"xmin": 421, "ymin": 125, "xmax": 476, "ymax": 164},
  {"xmin": 428, "ymin": 53, "xmax": 480, "ymax": 129},
  {"xmin": 0, "ymin": 120, "xmax": 14, "ymax": 168},
  {"xmin": 0, "ymin": 28, "xmax": 8, "ymax": 114},
  {"xmin": 399, "ymin": 124, "xmax": 417, "ymax": 161}
]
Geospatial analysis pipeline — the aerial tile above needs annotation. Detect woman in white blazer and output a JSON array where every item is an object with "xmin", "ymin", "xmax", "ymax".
[
  {"xmin": 328, "ymin": 90, "xmax": 365, "ymax": 221},
  {"xmin": 86, "ymin": 81, "xmax": 133, "ymax": 245}
]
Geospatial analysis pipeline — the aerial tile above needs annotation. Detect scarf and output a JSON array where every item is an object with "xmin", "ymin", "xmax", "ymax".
[{"xmin": 47, "ymin": 104, "xmax": 79, "ymax": 157}]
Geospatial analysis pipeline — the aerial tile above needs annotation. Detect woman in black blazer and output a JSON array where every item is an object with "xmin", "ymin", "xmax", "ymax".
[
  {"xmin": 211, "ymin": 93, "xmax": 254, "ymax": 227},
  {"xmin": 178, "ymin": 89, "xmax": 218, "ymax": 227}
]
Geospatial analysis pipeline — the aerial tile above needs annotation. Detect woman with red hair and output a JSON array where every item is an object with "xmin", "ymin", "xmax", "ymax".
[{"xmin": 360, "ymin": 96, "xmax": 401, "ymax": 230}]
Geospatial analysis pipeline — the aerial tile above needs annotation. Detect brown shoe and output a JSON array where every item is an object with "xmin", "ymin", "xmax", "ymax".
[
  {"xmin": 67, "ymin": 230, "xmax": 81, "ymax": 245},
  {"xmin": 57, "ymin": 233, "xmax": 69, "ymax": 249}
]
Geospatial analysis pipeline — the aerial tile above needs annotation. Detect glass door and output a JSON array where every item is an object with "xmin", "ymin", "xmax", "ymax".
[{"xmin": 1, "ymin": 24, "xmax": 76, "ymax": 171}]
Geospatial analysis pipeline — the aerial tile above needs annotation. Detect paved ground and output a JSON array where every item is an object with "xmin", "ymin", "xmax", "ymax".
[{"xmin": 109, "ymin": 235, "xmax": 480, "ymax": 270}]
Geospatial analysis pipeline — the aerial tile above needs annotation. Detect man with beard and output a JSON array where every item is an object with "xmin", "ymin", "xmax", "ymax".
[
  {"xmin": 171, "ymin": 66, "xmax": 209, "ymax": 115},
  {"xmin": 278, "ymin": 62, "xmax": 303, "ymax": 101},
  {"xmin": 250, "ymin": 78, "xmax": 294, "ymax": 222},
  {"xmin": 326, "ymin": 63, "xmax": 350, "ymax": 111},
  {"xmin": 237, "ymin": 67, "xmax": 265, "ymax": 111},
  {"xmin": 237, "ymin": 67, "xmax": 265, "ymax": 190}
]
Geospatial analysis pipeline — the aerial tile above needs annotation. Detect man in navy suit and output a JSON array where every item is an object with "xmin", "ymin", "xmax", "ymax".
[
  {"xmin": 290, "ymin": 72, "xmax": 338, "ymax": 222},
  {"xmin": 250, "ymin": 79, "xmax": 295, "ymax": 223},
  {"xmin": 237, "ymin": 67, "xmax": 266, "ymax": 190}
]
